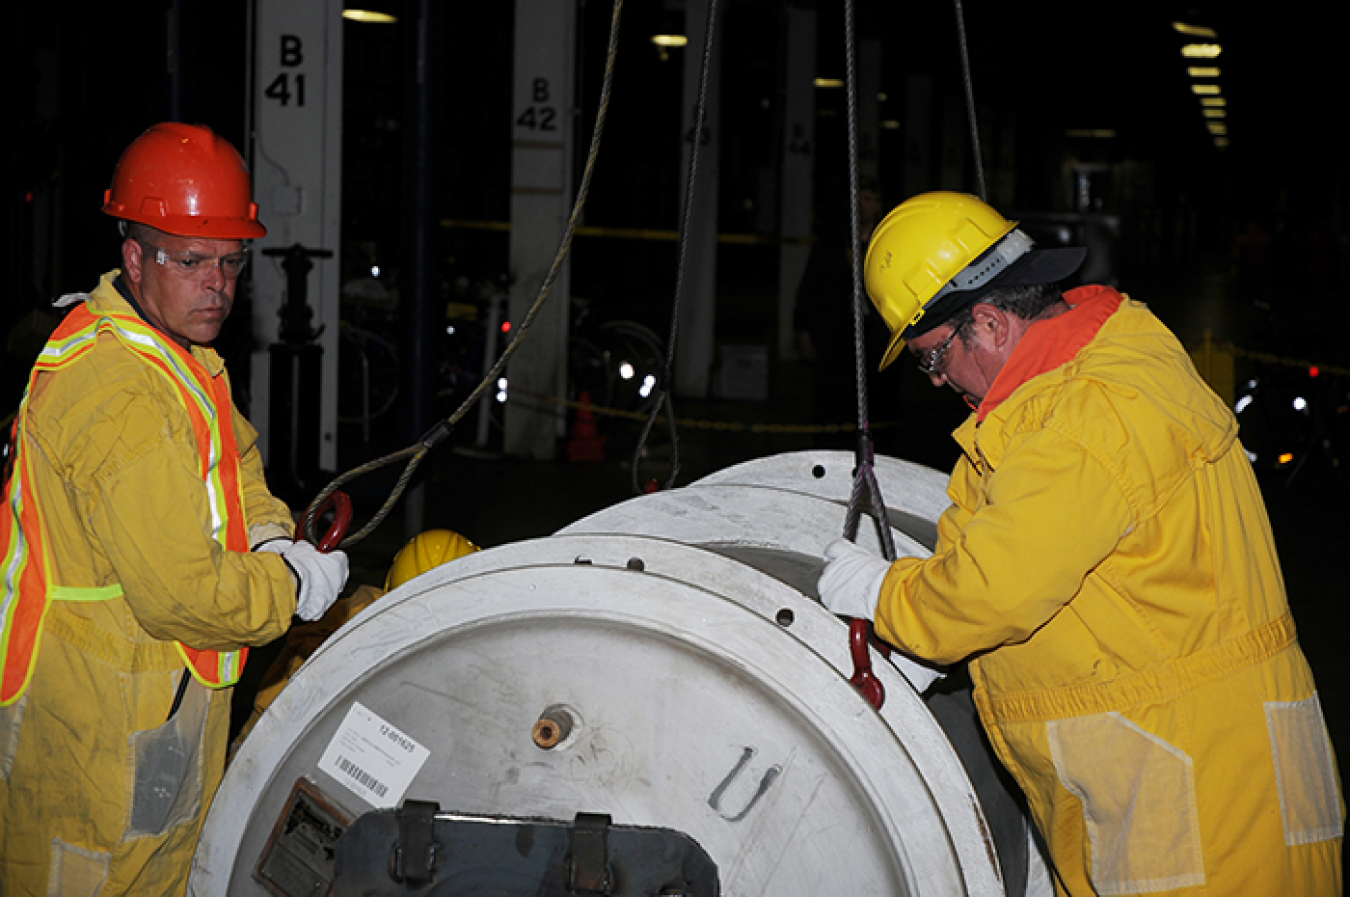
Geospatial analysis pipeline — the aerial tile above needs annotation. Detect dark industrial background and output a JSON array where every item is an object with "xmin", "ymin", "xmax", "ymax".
[{"xmin": 8, "ymin": 1, "xmax": 1348, "ymax": 873}]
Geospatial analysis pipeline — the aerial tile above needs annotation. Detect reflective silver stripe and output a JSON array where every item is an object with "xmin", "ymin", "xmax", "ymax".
[
  {"xmin": 117, "ymin": 329, "xmax": 213, "ymax": 414},
  {"xmin": 930, "ymin": 228, "xmax": 1034, "ymax": 304},
  {"xmin": 37, "ymin": 330, "xmax": 99, "ymax": 363},
  {"xmin": 1, "ymin": 479, "xmax": 28, "ymax": 631},
  {"xmin": 1, "ymin": 388, "xmax": 38, "ymax": 641},
  {"xmin": 105, "ymin": 323, "xmax": 227, "ymax": 544}
]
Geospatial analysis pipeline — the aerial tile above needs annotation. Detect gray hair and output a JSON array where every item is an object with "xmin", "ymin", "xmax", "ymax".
[{"xmin": 948, "ymin": 282, "xmax": 1064, "ymax": 344}]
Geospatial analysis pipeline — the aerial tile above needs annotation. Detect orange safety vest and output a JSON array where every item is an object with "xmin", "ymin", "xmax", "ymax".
[{"xmin": 0, "ymin": 303, "xmax": 250, "ymax": 705}]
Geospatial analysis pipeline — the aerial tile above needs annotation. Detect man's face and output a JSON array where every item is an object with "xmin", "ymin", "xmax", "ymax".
[
  {"xmin": 125, "ymin": 231, "xmax": 245, "ymax": 349},
  {"xmin": 907, "ymin": 319, "xmax": 997, "ymax": 404}
]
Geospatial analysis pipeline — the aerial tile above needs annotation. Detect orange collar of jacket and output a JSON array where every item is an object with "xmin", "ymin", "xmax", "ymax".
[{"xmin": 977, "ymin": 285, "xmax": 1124, "ymax": 422}]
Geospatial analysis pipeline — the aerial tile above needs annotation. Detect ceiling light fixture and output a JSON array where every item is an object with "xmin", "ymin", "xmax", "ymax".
[
  {"xmin": 1173, "ymin": 22, "xmax": 1217, "ymax": 38},
  {"xmin": 1182, "ymin": 43, "xmax": 1223, "ymax": 58},
  {"xmin": 1187, "ymin": 67, "xmax": 1221, "ymax": 78},
  {"xmin": 814, "ymin": 78, "xmax": 845, "ymax": 89},
  {"xmin": 343, "ymin": 9, "xmax": 397, "ymax": 23},
  {"xmin": 1191, "ymin": 84, "xmax": 1222, "ymax": 95}
]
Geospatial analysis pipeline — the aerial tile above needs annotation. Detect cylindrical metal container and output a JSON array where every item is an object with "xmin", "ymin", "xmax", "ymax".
[{"xmin": 190, "ymin": 451, "xmax": 1044, "ymax": 896}]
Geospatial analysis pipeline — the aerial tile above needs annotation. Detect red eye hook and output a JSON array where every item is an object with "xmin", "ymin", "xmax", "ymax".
[
  {"xmin": 848, "ymin": 617, "xmax": 890, "ymax": 710},
  {"xmin": 298, "ymin": 490, "xmax": 353, "ymax": 553}
]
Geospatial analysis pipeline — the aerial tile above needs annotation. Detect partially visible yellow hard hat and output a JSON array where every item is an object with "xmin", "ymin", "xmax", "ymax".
[
  {"xmin": 865, "ymin": 192, "xmax": 1017, "ymax": 370},
  {"xmin": 385, "ymin": 529, "xmax": 480, "ymax": 591}
]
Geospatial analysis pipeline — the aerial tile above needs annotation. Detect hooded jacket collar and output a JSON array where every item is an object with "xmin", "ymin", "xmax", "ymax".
[{"xmin": 978, "ymin": 285, "xmax": 1122, "ymax": 422}]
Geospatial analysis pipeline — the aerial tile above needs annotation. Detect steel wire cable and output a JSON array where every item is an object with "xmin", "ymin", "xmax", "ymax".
[
  {"xmin": 953, "ymin": 0, "xmax": 987, "ymax": 201},
  {"xmin": 303, "ymin": 0, "xmax": 627, "ymax": 547},
  {"xmin": 840, "ymin": 0, "xmax": 988, "ymax": 553},
  {"xmin": 630, "ymin": 0, "xmax": 722, "ymax": 495},
  {"xmin": 840, "ymin": 0, "xmax": 896, "ymax": 562}
]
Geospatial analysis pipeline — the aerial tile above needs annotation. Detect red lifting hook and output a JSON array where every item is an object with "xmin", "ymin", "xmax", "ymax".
[
  {"xmin": 298, "ymin": 490, "xmax": 353, "ymax": 553},
  {"xmin": 848, "ymin": 617, "xmax": 889, "ymax": 710}
]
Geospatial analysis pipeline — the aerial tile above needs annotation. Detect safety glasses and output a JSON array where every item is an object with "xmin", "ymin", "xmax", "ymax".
[
  {"xmin": 913, "ymin": 321, "xmax": 967, "ymax": 378},
  {"xmin": 139, "ymin": 241, "xmax": 249, "ymax": 281}
]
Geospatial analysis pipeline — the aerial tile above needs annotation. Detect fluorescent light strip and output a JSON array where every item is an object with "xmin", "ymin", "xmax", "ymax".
[
  {"xmin": 343, "ymin": 9, "xmax": 397, "ymax": 23},
  {"xmin": 1173, "ymin": 22, "xmax": 1218, "ymax": 38},
  {"xmin": 1182, "ymin": 43, "xmax": 1223, "ymax": 58}
]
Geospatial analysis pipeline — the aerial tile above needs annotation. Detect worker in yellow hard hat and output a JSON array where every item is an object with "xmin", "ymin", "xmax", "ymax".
[
  {"xmin": 0, "ymin": 123, "xmax": 350, "ymax": 895},
  {"xmin": 818, "ymin": 191, "xmax": 1344, "ymax": 895},
  {"xmin": 231, "ymin": 529, "xmax": 480, "ymax": 754}
]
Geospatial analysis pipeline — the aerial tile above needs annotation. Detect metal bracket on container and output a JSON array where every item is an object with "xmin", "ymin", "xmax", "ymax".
[
  {"xmin": 391, "ymin": 799, "xmax": 441, "ymax": 886},
  {"xmin": 333, "ymin": 803, "xmax": 718, "ymax": 896},
  {"xmin": 568, "ymin": 812, "xmax": 612, "ymax": 895}
]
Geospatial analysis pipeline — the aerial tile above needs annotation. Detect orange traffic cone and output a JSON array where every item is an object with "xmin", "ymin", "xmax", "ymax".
[{"xmin": 567, "ymin": 391, "xmax": 607, "ymax": 462}]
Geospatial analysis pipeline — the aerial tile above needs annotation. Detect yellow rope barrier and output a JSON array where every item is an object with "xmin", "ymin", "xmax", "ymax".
[
  {"xmin": 1182, "ymin": 332, "xmax": 1350, "ymax": 378},
  {"xmin": 449, "ymin": 386, "xmax": 897, "ymax": 434},
  {"xmin": 0, "ymin": 338, "xmax": 1339, "ymax": 448},
  {"xmin": 1226, "ymin": 346, "xmax": 1350, "ymax": 379},
  {"xmin": 457, "ymin": 333, "xmax": 1350, "ymax": 440}
]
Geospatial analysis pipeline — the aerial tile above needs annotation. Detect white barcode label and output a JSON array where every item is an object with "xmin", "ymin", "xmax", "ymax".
[{"xmin": 318, "ymin": 702, "xmax": 430, "ymax": 808}]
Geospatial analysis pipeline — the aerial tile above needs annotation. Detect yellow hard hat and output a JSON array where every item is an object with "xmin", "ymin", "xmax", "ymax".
[
  {"xmin": 385, "ymin": 529, "xmax": 480, "ymax": 591},
  {"xmin": 865, "ymin": 191, "xmax": 1087, "ymax": 370},
  {"xmin": 865, "ymin": 192, "xmax": 1017, "ymax": 370}
]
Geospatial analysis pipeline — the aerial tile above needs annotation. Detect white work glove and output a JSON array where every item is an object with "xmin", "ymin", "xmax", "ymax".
[
  {"xmin": 256, "ymin": 538, "xmax": 350, "ymax": 622},
  {"xmin": 817, "ymin": 538, "xmax": 891, "ymax": 621}
]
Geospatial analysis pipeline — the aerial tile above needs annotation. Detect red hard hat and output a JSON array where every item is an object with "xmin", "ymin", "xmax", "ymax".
[{"xmin": 102, "ymin": 122, "xmax": 266, "ymax": 239}]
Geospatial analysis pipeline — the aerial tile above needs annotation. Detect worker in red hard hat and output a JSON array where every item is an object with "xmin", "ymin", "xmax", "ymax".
[{"xmin": 0, "ymin": 123, "xmax": 348, "ymax": 895}]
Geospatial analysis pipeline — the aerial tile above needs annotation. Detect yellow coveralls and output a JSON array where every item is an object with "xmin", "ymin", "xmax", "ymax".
[
  {"xmin": 0, "ymin": 273, "xmax": 298, "ymax": 895},
  {"xmin": 874, "ymin": 287, "xmax": 1344, "ymax": 895}
]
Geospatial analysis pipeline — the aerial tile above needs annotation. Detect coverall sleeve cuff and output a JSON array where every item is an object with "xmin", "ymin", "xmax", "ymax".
[{"xmin": 250, "ymin": 522, "xmax": 292, "ymax": 548}]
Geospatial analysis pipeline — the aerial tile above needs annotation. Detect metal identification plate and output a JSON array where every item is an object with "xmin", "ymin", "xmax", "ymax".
[{"xmin": 255, "ymin": 778, "xmax": 353, "ymax": 897}]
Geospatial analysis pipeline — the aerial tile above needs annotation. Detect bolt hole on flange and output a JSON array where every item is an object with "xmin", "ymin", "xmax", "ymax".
[
  {"xmin": 811, "ymin": 464, "xmax": 827, "ymax": 479},
  {"xmin": 532, "ymin": 704, "xmax": 580, "ymax": 750},
  {"xmin": 775, "ymin": 608, "xmax": 794, "ymax": 627}
]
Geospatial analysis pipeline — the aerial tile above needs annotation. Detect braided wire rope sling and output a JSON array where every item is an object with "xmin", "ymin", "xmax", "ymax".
[
  {"xmin": 838, "ymin": 0, "xmax": 988, "ymax": 709},
  {"xmin": 835, "ymin": 0, "xmax": 898, "ymax": 709},
  {"xmin": 300, "ymin": 0, "xmax": 628, "ymax": 547}
]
